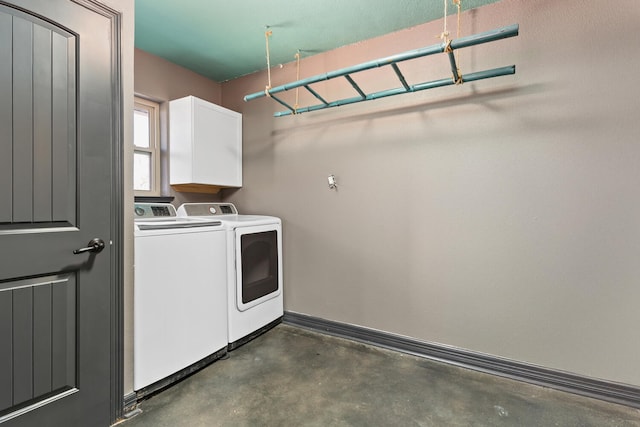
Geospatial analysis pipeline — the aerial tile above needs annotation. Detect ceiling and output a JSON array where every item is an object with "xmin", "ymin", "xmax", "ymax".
[{"xmin": 135, "ymin": 0, "xmax": 502, "ymax": 83}]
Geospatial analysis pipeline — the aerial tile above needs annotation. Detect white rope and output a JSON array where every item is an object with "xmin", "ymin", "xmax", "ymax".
[
  {"xmin": 440, "ymin": 0, "xmax": 449, "ymax": 42},
  {"xmin": 294, "ymin": 51, "xmax": 300, "ymax": 113},
  {"xmin": 265, "ymin": 28, "xmax": 273, "ymax": 95},
  {"xmin": 454, "ymin": 0, "xmax": 462, "ymax": 84}
]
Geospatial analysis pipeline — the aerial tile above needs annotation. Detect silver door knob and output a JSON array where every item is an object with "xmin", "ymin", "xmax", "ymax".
[{"xmin": 73, "ymin": 238, "xmax": 106, "ymax": 254}]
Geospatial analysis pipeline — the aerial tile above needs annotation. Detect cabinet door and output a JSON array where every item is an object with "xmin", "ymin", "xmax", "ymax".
[{"xmin": 192, "ymin": 98, "xmax": 242, "ymax": 187}]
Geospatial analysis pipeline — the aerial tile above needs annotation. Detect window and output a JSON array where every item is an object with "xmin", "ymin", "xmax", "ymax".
[{"xmin": 133, "ymin": 97, "xmax": 160, "ymax": 195}]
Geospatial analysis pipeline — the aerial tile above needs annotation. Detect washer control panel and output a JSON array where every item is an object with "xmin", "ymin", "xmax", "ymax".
[
  {"xmin": 177, "ymin": 203, "xmax": 237, "ymax": 217},
  {"xmin": 134, "ymin": 203, "xmax": 177, "ymax": 219}
]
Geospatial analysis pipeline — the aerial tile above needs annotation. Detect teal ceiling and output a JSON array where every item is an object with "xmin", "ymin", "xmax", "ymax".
[{"xmin": 135, "ymin": 0, "xmax": 502, "ymax": 82}]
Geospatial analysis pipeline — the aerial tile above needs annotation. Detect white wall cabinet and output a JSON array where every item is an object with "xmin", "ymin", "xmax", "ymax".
[{"xmin": 170, "ymin": 95, "xmax": 242, "ymax": 193}]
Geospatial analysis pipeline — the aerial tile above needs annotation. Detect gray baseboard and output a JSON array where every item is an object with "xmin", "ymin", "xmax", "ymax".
[{"xmin": 283, "ymin": 311, "xmax": 640, "ymax": 409}]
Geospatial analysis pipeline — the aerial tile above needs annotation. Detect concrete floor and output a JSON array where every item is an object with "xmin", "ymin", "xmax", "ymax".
[{"xmin": 122, "ymin": 324, "xmax": 640, "ymax": 426}]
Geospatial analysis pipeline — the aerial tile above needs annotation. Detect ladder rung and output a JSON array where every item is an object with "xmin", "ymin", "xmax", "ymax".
[
  {"xmin": 304, "ymin": 85, "xmax": 329, "ymax": 105},
  {"xmin": 269, "ymin": 94, "xmax": 295, "ymax": 112},
  {"xmin": 391, "ymin": 63, "xmax": 410, "ymax": 92},
  {"xmin": 344, "ymin": 74, "xmax": 366, "ymax": 99}
]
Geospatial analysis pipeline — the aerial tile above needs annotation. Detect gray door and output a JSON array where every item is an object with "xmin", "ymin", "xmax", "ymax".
[{"xmin": 0, "ymin": 0, "xmax": 120, "ymax": 425}]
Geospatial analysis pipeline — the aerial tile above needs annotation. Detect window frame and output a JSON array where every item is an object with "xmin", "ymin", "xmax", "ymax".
[{"xmin": 133, "ymin": 96, "xmax": 161, "ymax": 196}]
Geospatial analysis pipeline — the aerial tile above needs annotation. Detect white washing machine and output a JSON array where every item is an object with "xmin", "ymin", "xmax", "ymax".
[
  {"xmin": 134, "ymin": 203, "xmax": 228, "ymax": 394},
  {"xmin": 177, "ymin": 203, "xmax": 283, "ymax": 350}
]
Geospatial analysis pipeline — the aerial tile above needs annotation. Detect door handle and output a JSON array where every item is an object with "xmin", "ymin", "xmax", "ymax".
[{"xmin": 73, "ymin": 238, "xmax": 106, "ymax": 254}]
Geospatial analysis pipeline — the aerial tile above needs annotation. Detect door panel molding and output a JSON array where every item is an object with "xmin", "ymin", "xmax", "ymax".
[
  {"xmin": 0, "ymin": 4, "xmax": 77, "ymax": 228},
  {"xmin": 0, "ymin": 389, "xmax": 78, "ymax": 425},
  {"xmin": 0, "ymin": 10, "xmax": 11, "ymax": 223},
  {"xmin": 0, "ymin": 275, "xmax": 77, "ymax": 421}
]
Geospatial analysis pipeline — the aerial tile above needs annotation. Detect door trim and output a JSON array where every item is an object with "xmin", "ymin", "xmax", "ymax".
[{"xmin": 69, "ymin": 0, "xmax": 124, "ymax": 423}]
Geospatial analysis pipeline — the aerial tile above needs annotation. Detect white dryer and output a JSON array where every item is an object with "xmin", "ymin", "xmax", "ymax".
[{"xmin": 177, "ymin": 203, "xmax": 283, "ymax": 350}]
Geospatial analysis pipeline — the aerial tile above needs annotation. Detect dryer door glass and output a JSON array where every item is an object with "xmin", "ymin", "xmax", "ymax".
[{"xmin": 240, "ymin": 230, "xmax": 279, "ymax": 304}]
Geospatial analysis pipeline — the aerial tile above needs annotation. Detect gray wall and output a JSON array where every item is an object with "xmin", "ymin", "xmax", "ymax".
[
  {"xmin": 221, "ymin": 0, "xmax": 640, "ymax": 386},
  {"xmin": 134, "ymin": 48, "xmax": 224, "ymax": 204}
]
